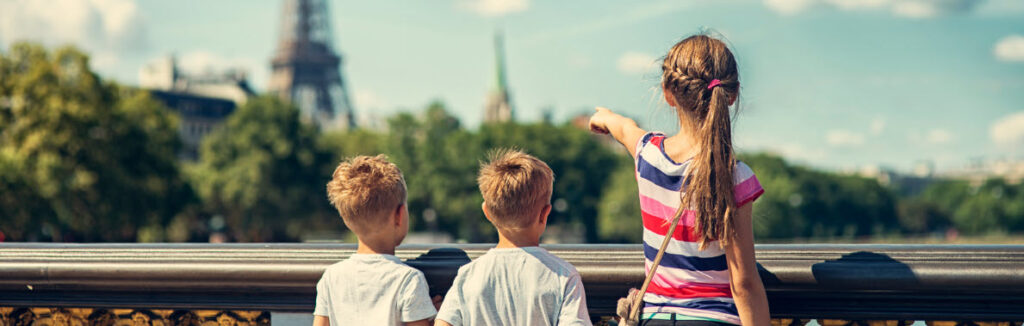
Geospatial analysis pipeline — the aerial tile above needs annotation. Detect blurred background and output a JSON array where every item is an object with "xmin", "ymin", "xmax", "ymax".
[{"xmin": 0, "ymin": 0, "xmax": 1022, "ymax": 244}]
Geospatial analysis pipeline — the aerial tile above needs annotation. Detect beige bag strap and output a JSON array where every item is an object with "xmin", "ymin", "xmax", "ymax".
[{"xmin": 628, "ymin": 203, "xmax": 688, "ymax": 321}]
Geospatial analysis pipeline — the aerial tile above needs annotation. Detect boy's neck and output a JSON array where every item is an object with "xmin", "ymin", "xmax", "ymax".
[
  {"xmin": 356, "ymin": 238, "xmax": 396, "ymax": 255},
  {"xmin": 495, "ymin": 230, "xmax": 541, "ymax": 248}
]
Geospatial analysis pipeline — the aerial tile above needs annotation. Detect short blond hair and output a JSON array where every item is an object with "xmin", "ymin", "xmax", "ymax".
[
  {"xmin": 326, "ymin": 155, "xmax": 407, "ymax": 232},
  {"xmin": 477, "ymin": 149, "xmax": 554, "ymax": 229}
]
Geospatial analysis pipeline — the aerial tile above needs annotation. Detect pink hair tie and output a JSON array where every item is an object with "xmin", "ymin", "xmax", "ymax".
[{"xmin": 707, "ymin": 79, "xmax": 722, "ymax": 90}]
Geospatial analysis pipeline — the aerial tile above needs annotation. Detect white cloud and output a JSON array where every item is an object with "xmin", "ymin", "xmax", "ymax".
[
  {"xmin": 763, "ymin": 0, "xmax": 981, "ymax": 18},
  {"xmin": 457, "ymin": 0, "xmax": 528, "ymax": 17},
  {"xmin": 617, "ymin": 52, "xmax": 658, "ymax": 76},
  {"xmin": 990, "ymin": 111, "xmax": 1024, "ymax": 146},
  {"xmin": 763, "ymin": 0, "xmax": 817, "ymax": 15},
  {"xmin": 892, "ymin": 1, "xmax": 940, "ymax": 17},
  {"xmin": 826, "ymin": 129, "xmax": 866, "ymax": 146},
  {"xmin": 0, "ymin": 0, "xmax": 147, "ymax": 69},
  {"xmin": 994, "ymin": 35, "xmax": 1024, "ymax": 62},
  {"xmin": 925, "ymin": 128, "xmax": 953, "ymax": 144},
  {"xmin": 870, "ymin": 117, "xmax": 886, "ymax": 135}
]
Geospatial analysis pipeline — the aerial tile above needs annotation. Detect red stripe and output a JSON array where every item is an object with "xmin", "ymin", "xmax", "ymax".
[
  {"xmin": 647, "ymin": 134, "xmax": 663, "ymax": 146},
  {"xmin": 643, "ymin": 210, "xmax": 700, "ymax": 242},
  {"xmin": 646, "ymin": 279, "xmax": 733, "ymax": 299}
]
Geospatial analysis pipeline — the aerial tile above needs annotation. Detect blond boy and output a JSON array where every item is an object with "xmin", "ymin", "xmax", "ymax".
[
  {"xmin": 314, "ymin": 155, "xmax": 436, "ymax": 326},
  {"xmin": 435, "ymin": 149, "xmax": 592, "ymax": 326}
]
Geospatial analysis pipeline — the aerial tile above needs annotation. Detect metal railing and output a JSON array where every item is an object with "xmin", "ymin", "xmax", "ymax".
[{"xmin": 2, "ymin": 243, "xmax": 1024, "ymax": 321}]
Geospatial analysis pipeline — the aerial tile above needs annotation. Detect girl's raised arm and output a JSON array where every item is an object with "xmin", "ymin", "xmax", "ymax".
[{"xmin": 588, "ymin": 107, "xmax": 647, "ymax": 158}]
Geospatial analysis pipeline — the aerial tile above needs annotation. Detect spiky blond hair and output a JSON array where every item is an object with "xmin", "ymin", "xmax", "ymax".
[
  {"xmin": 326, "ymin": 155, "xmax": 406, "ymax": 232},
  {"xmin": 477, "ymin": 149, "xmax": 554, "ymax": 229}
]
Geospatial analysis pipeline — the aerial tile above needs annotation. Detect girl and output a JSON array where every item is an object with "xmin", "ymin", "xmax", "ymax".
[{"xmin": 589, "ymin": 35, "xmax": 769, "ymax": 326}]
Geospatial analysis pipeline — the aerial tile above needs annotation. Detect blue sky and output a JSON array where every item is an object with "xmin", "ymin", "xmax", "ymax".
[{"xmin": 1, "ymin": 0, "xmax": 1023, "ymax": 172}]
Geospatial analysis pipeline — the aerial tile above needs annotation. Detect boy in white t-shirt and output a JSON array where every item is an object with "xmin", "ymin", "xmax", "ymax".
[
  {"xmin": 314, "ymin": 155, "xmax": 437, "ymax": 326},
  {"xmin": 435, "ymin": 149, "xmax": 592, "ymax": 326}
]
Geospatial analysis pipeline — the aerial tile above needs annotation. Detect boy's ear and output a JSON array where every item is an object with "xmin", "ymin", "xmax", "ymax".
[
  {"xmin": 481, "ymin": 202, "xmax": 494, "ymax": 223},
  {"xmin": 538, "ymin": 204, "xmax": 551, "ymax": 226},
  {"xmin": 394, "ymin": 203, "xmax": 405, "ymax": 226}
]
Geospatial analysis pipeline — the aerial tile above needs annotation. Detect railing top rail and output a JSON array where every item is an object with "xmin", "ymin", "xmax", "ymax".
[{"xmin": 2, "ymin": 243, "xmax": 1023, "ymax": 319}]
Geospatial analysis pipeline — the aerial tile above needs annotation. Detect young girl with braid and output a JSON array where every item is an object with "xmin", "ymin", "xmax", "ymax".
[{"xmin": 589, "ymin": 35, "xmax": 770, "ymax": 326}]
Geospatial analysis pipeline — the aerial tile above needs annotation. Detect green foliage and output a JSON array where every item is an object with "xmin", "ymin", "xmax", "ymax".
[
  {"xmin": 322, "ymin": 102, "xmax": 619, "ymax": 242},
  {"xmin": 597, "ymin": 156, "xmax": 643, "ymax": 243},
  {"xmin": 0, "ymin": 42, "xmax": 188, "ymax": 241},
  {"xmin": 740, "ymin": 153, "xmax": 900, "ymax": 240},
  {"xmin": 912, "ymin": 179, "xmax": 1024, "ymax": 235},
  {"xmin": 188, "ymin": 96, "xmax": 336, "ymax": 241},
  {"xmin": 3, "ymin": 42, "xmax": 1023, "ymax": 244}
]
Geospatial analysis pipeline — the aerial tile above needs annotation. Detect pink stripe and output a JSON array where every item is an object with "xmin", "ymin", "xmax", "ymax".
[
  {"xmin": 732, "ymin": 176, "xmax": 763, "ymax": 207},
  {"xmin": 649, "ymin": 265, "xmax": 731, "ymax": 288},
  {"xmin": 646, "ymin": 278, "xmax": 732, "ymax": 299},
  {"xmin": 638, "ymin": 194, "xmax": 694, "ymax": 226},
  {"xmin": 651, "ymin": 274, "xmax": 731, "ymax": 291}
]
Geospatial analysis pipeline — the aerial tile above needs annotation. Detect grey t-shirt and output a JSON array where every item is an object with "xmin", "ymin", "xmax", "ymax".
[
  {"xmin": 436, "ymin": 246, "xmax": 592, "ymax": 326},
  {"xmin": 313, "ymin": 254, "xmax": 437, "ymax": 325}
]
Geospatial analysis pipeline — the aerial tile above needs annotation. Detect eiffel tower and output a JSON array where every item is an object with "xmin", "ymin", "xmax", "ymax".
[{"xmin": 267, "ymin": 0, "xmax": 355, "ymax": 129}]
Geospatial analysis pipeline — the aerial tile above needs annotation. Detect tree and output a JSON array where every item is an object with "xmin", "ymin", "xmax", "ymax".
[
  {"xmin": 0, "ymin": 42, "xmax": 188, "ymax": 241},
  {"xmin": 597, "ymin": 156, "xmax": 643, "ymax": 243},
  {"xmin": 477, "ymin": 122, "xmax": 619, "ymax": 242},
  {"xmin": 189, "ymin": 96, "xmax": 335, "ymax": 241},
  {"xmin": 740, "ymin": 153, "xmax": 900, "ymax": 240}
]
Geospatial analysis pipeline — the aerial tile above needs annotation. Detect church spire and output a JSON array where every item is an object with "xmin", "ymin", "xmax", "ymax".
[{"xmin": 484, "ymin": 29, "xmax": 513, "ymax": 123}]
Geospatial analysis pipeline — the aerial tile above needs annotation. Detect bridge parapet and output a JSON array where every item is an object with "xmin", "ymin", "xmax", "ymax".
[{"xmin": 1, "ymin": 243, "xmax": 1023, "ymax": 324}]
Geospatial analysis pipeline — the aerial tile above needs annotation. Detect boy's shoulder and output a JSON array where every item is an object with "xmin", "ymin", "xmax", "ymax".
[
  {"xmin": 323, "ymin": 254, "xmax": 425, "ymax": 279},
  {"xmin": 457, "ymin": 247, "xmax": 578, "ymax": 278},
  {"xmin": 523, "ymin": 247, "xmax": 578, "ymax": 276}
]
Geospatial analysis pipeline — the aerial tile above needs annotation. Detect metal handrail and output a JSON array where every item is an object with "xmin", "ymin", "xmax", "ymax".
[{"xmin": 2, "ymin": 243, "xmax": 1023, "ymax": 320}]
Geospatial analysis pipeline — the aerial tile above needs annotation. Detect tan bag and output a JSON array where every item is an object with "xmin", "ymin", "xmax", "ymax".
[{"xmin": 616, "ymin": 204, "xmax": 688, "ymax": 326}]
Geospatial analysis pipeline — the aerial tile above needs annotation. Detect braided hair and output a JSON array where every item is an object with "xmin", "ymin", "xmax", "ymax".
[{"xmin": 661, "ymin": 35, "xmax": 740, "ymax": 249}]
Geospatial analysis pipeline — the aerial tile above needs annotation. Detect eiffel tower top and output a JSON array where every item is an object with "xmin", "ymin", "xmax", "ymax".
[{"xmin": 268, "ymin": 0, "xmax": 355, "ymax": 129}]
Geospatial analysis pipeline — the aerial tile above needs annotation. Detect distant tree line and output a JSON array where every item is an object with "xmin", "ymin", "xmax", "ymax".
[{"xmin": 2, "ymin": 43, "xmax": 1023, "ymax": 243}]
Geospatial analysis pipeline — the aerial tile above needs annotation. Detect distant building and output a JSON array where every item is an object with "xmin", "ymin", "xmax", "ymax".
[
  {"xmin": 483, "ymin": 30, "xmax": 514, "ymax": 123},
  {"xmin": 850, "ymin": 164, "xmax": 936, "ymax": 196},
  {"xmin": 942, "ymin": 158, "xmax": 1024, "ymax": 185},
  {"xmin": 267, "ymin": 0, "xmax": 355, "ymax": 130},
  {"xmin": 139, "ymin": 56, "xmax": 255, "ymax": 160}
]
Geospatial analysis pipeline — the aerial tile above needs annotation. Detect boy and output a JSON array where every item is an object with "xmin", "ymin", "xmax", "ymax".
[
  {"xmin": 314, "ymin": 155, "xmax": 436, "ymax": 326},
  {"xmin": 435, "ymin": 149, "xmax": 592, "ymax": 326}
]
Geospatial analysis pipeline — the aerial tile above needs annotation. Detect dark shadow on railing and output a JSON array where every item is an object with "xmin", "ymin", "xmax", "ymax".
[{"xmin": 2, "ymin": 243, "xmax": 1024, "ymax": 321}]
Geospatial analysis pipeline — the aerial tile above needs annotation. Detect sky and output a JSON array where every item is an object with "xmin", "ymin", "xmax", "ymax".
[{"xmin": 1, "ymin": 0, "xmax": 1023, "ymax": 173}]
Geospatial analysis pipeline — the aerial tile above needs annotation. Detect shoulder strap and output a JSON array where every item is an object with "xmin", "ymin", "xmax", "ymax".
[{"xmin": 628, "ymin": 203, "xmax": 687, "ymax": 321}]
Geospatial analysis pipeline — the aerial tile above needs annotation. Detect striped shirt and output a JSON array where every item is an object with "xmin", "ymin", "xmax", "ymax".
[{"xmin": 634, "ymin": 132, "xmax": 764, "ymax": 325}]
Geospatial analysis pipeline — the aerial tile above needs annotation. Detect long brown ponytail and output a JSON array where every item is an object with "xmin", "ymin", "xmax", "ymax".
[{"xmin": 661, "ymin": 35, "xmax": 739, "ymax": 249}]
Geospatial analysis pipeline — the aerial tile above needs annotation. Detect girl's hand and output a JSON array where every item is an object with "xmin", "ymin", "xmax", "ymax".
[
  {"xmin": 588, "ymin": 106, "xmax": 647, "ymax": 158},
  {"xmin": 589, "ymin": 107, "xmax": 616, "ymax": 135}
]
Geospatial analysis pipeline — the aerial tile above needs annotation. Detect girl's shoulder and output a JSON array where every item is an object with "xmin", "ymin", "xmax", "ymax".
[
  {"xmin": 633, "ymin": 131, "xmax": 669, "ymax": 159},
  {"xmin": 636, "ymin": 131, "xmax": 668, "ymax": 148},
  {"xmin": 732, "ymin": 160, "xmax": 764, "ymax": 207}
]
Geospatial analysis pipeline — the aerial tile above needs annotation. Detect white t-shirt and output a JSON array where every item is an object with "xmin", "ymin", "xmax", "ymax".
[
  {"xmin": 313, "ymin": 254, "xmax": 437, "ymax": 325},
  {"xmin": 436, "ymin": 246, "xmax": 592, "ymax": 326}
]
